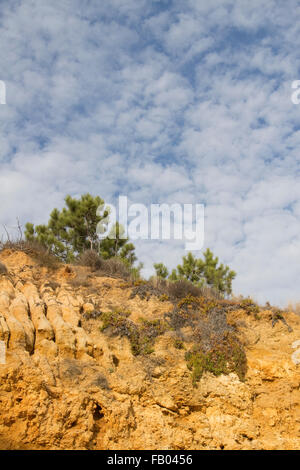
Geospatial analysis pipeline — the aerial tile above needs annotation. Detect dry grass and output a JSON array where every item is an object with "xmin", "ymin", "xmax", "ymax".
[
  {"xmin": 163, "ymin": 279, "xmax": 222, "ymax": 301},
  {"xmin": 95, "ymin": 257, "xmax": 131, "ymax": 279},
  {"xmin": 76, "ymin": 251, "xmax": 134, "ymax": 280},
  {"xmin": 128, "ymin": 278, "xmax": 223, "ymax": 304},
  {"xmin": 286, "ymin": 302, "xmax": 300, "ymax": 316},
  {"xmin": 76, "ymin": 250, "xmax": 102, "ymax": 271},
  {"xmin": 167, "ymin": 279, "xmax": 201, "ymax": 299},
  {"xmin": 0, "ymin": 240, "xmax": 60, "ymax": 270}
]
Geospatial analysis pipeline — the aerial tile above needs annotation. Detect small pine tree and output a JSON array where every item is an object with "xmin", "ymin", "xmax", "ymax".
[
  {"xmin": 199, "ymin": 248, "xmax": 236, "ymax": 296},
  {"xmin": 153, "ymin": 262, "xmax": 169, "ymax": 280},
  {"xmin": 25, "ymin": 194, "xmax": 137, "ymax": 265},
  {"xmin": 177, "ymin": 252, "xmax": 203, "ymax": 283},
  {"xmin": 169, "ymin": 268, "xmax": 179, "ymax": 281},
  {"xmin": 99, "ymin": 223, "xmax": 137, "ymax": 266},
  {"xmin": 165, "ymin": 249, "xmax": 236, "ymax": 296}
]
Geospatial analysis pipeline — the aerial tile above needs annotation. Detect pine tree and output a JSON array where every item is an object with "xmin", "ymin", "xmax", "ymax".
[
  {"xmin": 177, "ymin": 252, "xmax": 202, "ymax": 283},
  {"xmin": 169, "ymin": 268, "xmax": 179, "ymax": 281},
  {"xmin": 153, "ymin": 262, "xmax": 169, "ymax": 280},
  {"xmin": 199, "ymin": 248, "xmax": 236, "ymax": 295},
  {"xmin": 165, "ymin": 249, "xmax": 236, "ymax": 296},
  {"xmin": 99, "ymin": 222, "xmax": 137, "ymax": 266},
  {"xmin": 25, "ymin": 194, "xmax": 137, "ymax": 265}
]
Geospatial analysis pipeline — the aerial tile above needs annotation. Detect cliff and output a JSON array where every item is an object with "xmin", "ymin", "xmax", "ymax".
[{"xmin": 0, "ymin": 249, "xmax": 299, "ymax": 450}]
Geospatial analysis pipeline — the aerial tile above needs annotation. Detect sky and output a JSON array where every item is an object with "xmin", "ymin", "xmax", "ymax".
[{"xmin": 0, "ymin": 0, "xmax": 300, "ymax": 306}]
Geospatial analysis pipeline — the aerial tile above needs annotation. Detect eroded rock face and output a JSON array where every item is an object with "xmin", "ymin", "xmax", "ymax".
[{"xmin": 0, "ymin": 249, "xmax": 299, "ymax": 450}]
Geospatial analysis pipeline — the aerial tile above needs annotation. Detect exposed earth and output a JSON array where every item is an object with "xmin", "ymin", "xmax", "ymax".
[{"xmin": 0, "ymin": 249, "xmax": 299, "ymax": 450}]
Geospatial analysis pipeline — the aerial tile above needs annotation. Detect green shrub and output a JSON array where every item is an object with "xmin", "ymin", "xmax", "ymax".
[
  {"xmin": 162, "ymin": 293, "xmax": 248, "ymax": 385},
  {"xmin": 239, "ymin": 297, "xmax": 260, "ymax": 318},
  {"xmin": 100, "ymin": 310, "xmax": 166, "ymax": 356},
  {"xmin": 173, "ymin": 339, "xmax": 185, "ymax": 350},
  {"xmin": 129, "ymin": 280, "xmax": 162, "ymax": 301},
  {"xmin": 177, "ymin": 294, "xmax": 201, "ymax": 309},
  {"xmin": 271, "ymin": 309, "xmax": 293, "ymax": 332},
  {"xmin": 159, "ymin": 294, "xmax": 169, "ymax": 302},
  {"xmin": 132, "ymin": 279, "xmax": 148, "ymax": 287},
  {"xmin": 185, "ymin": 333, "xmax": 247, "ymax": 386}
]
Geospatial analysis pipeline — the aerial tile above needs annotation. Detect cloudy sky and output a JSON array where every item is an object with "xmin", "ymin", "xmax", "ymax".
[{"xmin": 0, "ymin": 0, "xmax": 300, "ymax": 306}]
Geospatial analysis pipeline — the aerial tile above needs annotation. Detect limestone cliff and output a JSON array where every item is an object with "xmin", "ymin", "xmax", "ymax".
[{"xmin": 0, "ymin": 249, "xmax": 299, "ymax": 450}]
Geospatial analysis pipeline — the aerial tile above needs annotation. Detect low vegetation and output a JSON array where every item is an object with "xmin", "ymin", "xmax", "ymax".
[
  {"xmin": 76, "ymin": 249, "xmax": 103, "ymax": 271},
  {"xmin": 99, "ymin": 257, "xmax": 131, "ymax": 278},
  {"xmin": 154, "ymin": 250, "xmax": 236, "ymax": 296},
  {"xmin": 239, "ymin": 297, "xmax": 260, "ymax": 318},
  {"xmin": 99, "ymin": 308, "xmax": 167, "ymax": 356},
  {"xmin": 173, "ymin": 338, "xmax": 185, "ymax": 350},
  {"xmin": 270, "ymin": 308, "xmax": 293, "ymax": 332},
  {"xmin": 0, "ymin": 240, "xmax": 60, "ymax": 269},
  {"xmin": 92, "ymin": 281, "xmax": 249, "ymax": 385},
  {"xmin": 185, "ymin": 333, "xmax": 247, "ymax": 386},
  {"xmin": 167, "ymin": 279, "xmax": 204, "ymax": 299},
  {"xmin": 163, "ymin": 293, "xmax": 248, "ymax": 385}
]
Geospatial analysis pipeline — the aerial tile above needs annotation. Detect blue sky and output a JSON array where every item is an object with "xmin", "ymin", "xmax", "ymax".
[{"xmin": 0, "ymin": 0, "xmax": 300, "ymax": 306}]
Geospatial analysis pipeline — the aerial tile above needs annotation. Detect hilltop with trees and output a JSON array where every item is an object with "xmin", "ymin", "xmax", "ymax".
[{"xmin": 24, "ymin": 193, "xmax": 235, "ymax": 297}]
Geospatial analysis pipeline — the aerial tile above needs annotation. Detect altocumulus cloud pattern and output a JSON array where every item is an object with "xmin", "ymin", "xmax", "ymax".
[{"xmin": 0, "ymin": 0, "xmax": 300, "ymax": 306}]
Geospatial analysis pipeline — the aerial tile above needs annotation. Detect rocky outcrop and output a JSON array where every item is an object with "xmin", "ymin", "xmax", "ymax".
[{"xmin": 0, "ymin": 249, "xmax": 299, "ymax": 450}]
